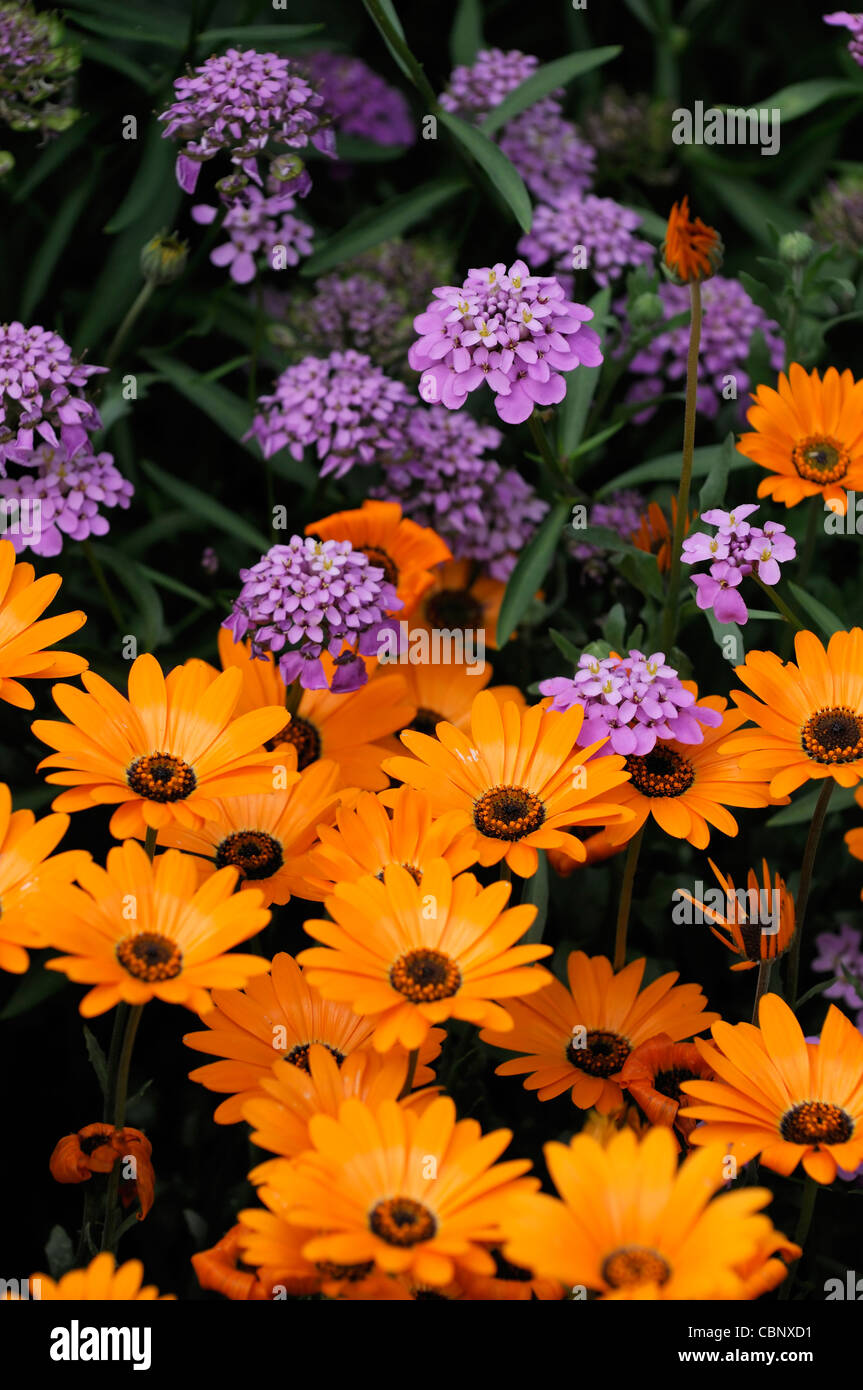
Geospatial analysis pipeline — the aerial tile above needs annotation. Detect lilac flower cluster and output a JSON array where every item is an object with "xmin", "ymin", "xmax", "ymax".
[
  {"xmin": 823, "ymin": 11, "xmax": 863, "ymax": 65},
  {"xmin": 621, "ymin": 277, "xmax": 784, "ymax": 421},
  {"xmin": 813, "ymin": 924, "xmax": 863, "ymax": 1025},
  {"xmin": 682, "ymin": 505, "xmax": 796, "ymax": 625},
  {"xmin": 519, "ymin": 192, "xmax": 654, "ymax": 289},
  {"xmin": 439, "ymin": 48, "xmax": 538, "ymax": 116},
  {"xmin": 223, "ymin": 535, "xmax": 401, "ymax": 693},
  {"xmin": 0, "ymin": 443, "xmax": 133, "ymax": 555},
  {"xmin": 306, "ymin": 51, "xmax": 414, "ymax": 147},
  {"xmin": 811, "ymin": 175, "xmax": 863, "ymax": 253},
  {"xmin": 0, "ymin": 322, "xmax": 105, "ymax": 469},
  {"xmin": 570, "ymin": 489, "xmax": 645, "ymax": 583},
  {"xmin": 372, "ymin": 406, "xmax": 548, "ymax": 580},
  {"xmin": 247, "ymin": 350, "xmax": 414, "ymax": 478},
  {"xmin": 0, "ymin": 1, "xmax": 80, "ymax": 136},
  {"xmin": 158, "ymin": 48, "xmax": 334, "ymax": 195},
  {"xmin": 408, "ymin": 259, "xmax": 602, "ymax": 425},
  {"xmin": 582, "ymin": 87, "xmax": 671, "ymax": 184},
  {"xmin": 540, "ymin": 649, "xmax": 723, "ymax": 757},
  {"xmin": 192, "ymin": 181, "xmax": 313, "ymax": 284}
]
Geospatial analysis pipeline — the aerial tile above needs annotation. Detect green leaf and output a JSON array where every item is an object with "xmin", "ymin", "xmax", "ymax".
[
  {"xmin": 12, "ymin": 116, "xmax": 99, "ymax": 204},
  {"xmin": 704, "ymin": 173, "xmax": 798, "ymax": 245},
  {"xmin": 616, "ymin": 548, "xmax": 665, "ymax": 601},
  {"xmin": 558, "ymin": 287, "xmax": 611, "ymax": 457},
  {"xmin": 20, "ymin": 169, "xmax": 98, "ymax": 320},
  {"xmin": 697, "ymin": 431, "xmax": 736, "ymax": 514},
  {"xmin": 104, "ymin": 122, "xmax": 176, "ymax": 234},
  {"xmin": 66, "ymin": 11, "xmax": 184, "ymax": 46},
  {"xmin": 756, "ymin": 79, "xmax": 863, "ymax": 124},
  {"xmin": 136, "ymin": 564, "xmax": 214, "ymax": 608},
  {"xmin": 521, "ymin": 850, "xmax": 549, "ymax": 944},
  {"xmin": 602, "ymin": 603, "xmax": 627, "ymax": 650},
  {"xmin": 549, "ymin": 629, "xmax": 583, "ymax": 666},
  {"xmin": 140, "ymin": 460, "xmax": 271, "ymax": 554},
  {"xmin": 74, "ymin": 35, "xmax": 157, "ymax": 88},
  {"xmin": 89, "ymin": 545, "xmax": 165, "ymax": 651},
  {"xmin": 767, "ymin": 784, "xmax": 856, "ymax": 827},
  {"xmin": 569, "ymin": 419, "xmax": 625, "ymax": 460},
  {"xmin": 83, "ymin": 1026, "xmax": 109, "ymax": 1097},
  {"xmin": 44, "ymin": 1227, "xmax": 76, "ymax": 1281},
  {"xmin": 787, "ymin": 582, "xmax": 845, "ymax": 638},
  {"xmin": 705, "ymin": 608, "xmax": 744, "ymax": 665},
  {"xmin": 497, "ymin": 499, "xmax": 570, "ymax": 646},
  {"xmin": 738, "ymin": 271, "xmax": 776, "ymax": 319},
  {"xmin": 596, "ymin": 444, "xmax": 748, "ymax": 496},
  {"xmin": 301, "ymin": 177, "xmax": 466, "ymax": 277},
  {"xmin": 0, "ymin": 963, "xmax": 66, "ymax": 1019},
  {"xmin": 333, "ymin": 134, "xmax": 409, "ymax": 163},
  {"xmin": 362, "ymin": 0, "xmax": 419, "ymax": 89},
  {"xmin": 481, "ymin": 48, "xmax": 622, "ymax": 136},
  {"xmin": 197, "ymin": 25, "xmax": 324, "ymax": 47},
  {"xmin": 450, "ymin": 0, "xmax": 483, "ymax": 66},
  {"xmin": 622, "ymin": 0, "xmax": 661, "ymax": 32},
  {"xmin": 437, "ymin": 111, "xmax": 532, "ymax": 232}
]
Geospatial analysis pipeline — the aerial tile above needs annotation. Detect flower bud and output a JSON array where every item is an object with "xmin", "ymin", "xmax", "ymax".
[
  {"xmin": 629, "ymin": 292, "xmax": 665, "ymax": 328},
  {"xmin": 778, "ymin": 231, "xmax": 814, "ymax": 267},
  {"xmin": 140, "ymin": 231, "xmax": 188, "ymax": 285}
]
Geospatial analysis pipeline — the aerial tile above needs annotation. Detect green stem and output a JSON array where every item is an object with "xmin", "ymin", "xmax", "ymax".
[
  {"xmin": 613, "ymin": 825, "xmax": 644, "ymax": 972},
  {"xmin": 751, "ymin": 575, "xmax": 805, "ymax": 632},
  {"xmin": 660, "ymin": 280, "xmax": 702, "ymax": 653},
  {"xmin": 82, "ymin": 538, "xmax": 125, "ymax": 633},
  {"xmin": 528, "ymin": 410, "xmax": 565, "ymax": 485},
  {"xmin": 396, "ymin": 1047, "xmax": 419, "ymax": 1102},
  {"xmin": 104, "ymin": 281, "xmax": 155, "ymax": 369},
  {"xmin": 144, "ymin": 825, "xmax": 158, "ymax": 861},
  {"xmin": 285, "ymin": 679, "xmax": 303, "ymax": 719},
  {"xmin": 787, "ymin": 779, "xmax": 835, "ymax": 1008},
  {"xmin": 100, "ymin": 1003, "xmax": 143, "ymax": 1253},
  {"xmin": 778, "ymin": 1175, "xmax": 818, "ymax": 1301},
  {"xmin": 751, "ymin": 958, "xmax": 774, "ymax": 1025}
]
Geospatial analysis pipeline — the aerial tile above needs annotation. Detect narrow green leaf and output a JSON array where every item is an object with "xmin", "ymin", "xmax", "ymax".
[
  {"xmin": 0, "ymin": 963, "xmax": 66, "ymax": 1019},
  {"xmin": 481, "ymin": 48, "xmax": 622, "ymax": 137},
  {"xmin": 756, "ymin": 79, "xmax": 863, "ymax": 124},
  {"xmin": 301, "ymin": 177, "xmax": 466, "ymax": 277},
  {"xmin": 704, "ymin": 173, "xmax": 798, "ymax": 245},
  {"xmin": 334, "ymin": 134, "xmax": 409, "ymax": 163},
  {"xmin": 136, "ymin": 563, "xmax": 214, "ymax": 607},
  {"xmin": 616, "ymin": 548, "xmax": 665, "ymax": 601},
  {"xmin": 104, "ymin": 122, "xmax": 176, "ymax": 234},
  {"xmin": 602, "ymin": 603, "xmax": 627, "ymax": 650},
  {"xmin": 787, "ymin": 582, "xmax": 845, "ymax": 638},
  {"xmin": 12, "ymin": 117, "xmax": 98, "ymax": 204},
  {"xmin": 767, "ymin": 784, "xmax": 856, "ymax": 827},
  {"xmin": 738, "ymin": 271, "xmax": 776, "ymax": 318},
  {"xmin": 497, "ymin": 499, "xmax": 570, "ymax": 645},
  {"xmin": 197, "ymin": 25, "xmax": 324, "ymax": 47},
  {"xmin": 437, "ymin": 111, "xmax": 532, "ymax": 232},
  {"xmin": 705, "ymin": 607, "xmax": 744, "ymax": 664},
  {"xmin": 140, "ymin": 460, "xmax": 270, "ymax": 554},
  {"xmin": 89, "ymin": 545, "xmax": 165, "ymax": 651},
  {"xmin": 558, "ymin": 287, "xmax": 611, "ymax": 457},
  {"xmin": 521, "ymin": 850, "xmax": 549, "ymax": 944},
  {"xmin": 75, "ymin": 35, "xmax": 157, "ymax": 88},
  {"xmin": 596, "ymin": 444, "xmax": 749, "ymax": 495},
  {"xmin": 549, "ymin": 629, "xmax": 583, "ymax": 665},
  {"xmin": 66, "ymin": 11, "xmax": 184, "ymax": 46},
  {"xmin": 622, "ymin": 0, "xmax": 661, "ymax": 33},
  {"xmin": 450, "ymin": 0, "xmax": 483, "ymax": 66},
  {"xmin": 362, "ymin": 0, "xmax": 417, "ymax": 88},
  {"xmin": 697, "ymin": 431, "xmax": 736, "ymax": 514},
  {"xmin": 569, "ymin": 419, "xmax": 625, "ymax": 461},
  {"xmin": 83, "ymin": 1026, "xmax": 109, "ymax": 1097},
  {"xmin": 44, "ymin": 1227, "xmax": 76, "ymax": 1281},
  {"xmin": 20, "ymin": 169, "xmax": 97, "ymax": 320}
]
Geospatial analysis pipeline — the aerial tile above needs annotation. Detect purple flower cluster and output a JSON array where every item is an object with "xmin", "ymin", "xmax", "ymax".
[
  {"xmin": 570, "ymin": 489, "xmax": 645, "ymax": 583},
  {"xmin": 813, "ymin": 924, "xmax": 863, "ymax": 1024},
  {"xmin": 158, "ymin": 48, "xmax": 334, "ymax": 195},
  {"xmin": 682, "ymin": 505, "xmax": 796, "ymax": 625},
  {"xmin": 439, "ymin": 48, "xmax": 538, "ymax": 117},
  {"xmin": 0, "ymin": 443, "xmax": 133, "ymax": 555},
  {"xmin": 540, "ymin": 649, "xmax": 723, "ymax": 757},
  {"xmin": 823, "ymin": 11, "xmax": 863, "ymax": 65},
  {"xmin": 519, "ymin": 192, "xmax": 654, "ymax": 289},
  {"xmin": 621, "ymin": 277, "xmax": 784, "ymax": 421},
  {"xmin": 192, "ymin": 181, "xmax": 313, "ymax": 284},
  {"xmin": 306, "ymin": 51, "xmax": 414, "ymax": 147},
  {"xmin": 0, "ymin": 322, "xmax": 105, "ymax": 469},
  {"xmin": 372, "ymin": 406, "xmax": 548, "ymax": 580},
  {"xmin": 223, "ymin": 535, "xmax": 401, "ymax": 693},
  {"xmin": 408, "ymin": 259, "xmax": 602, "ymax": 425},
  {"xmin": 247, "ymin": 350, "xmax": 414, "ymax": 478},
  {"xmin": 811, "ymin": 175, "xmax": 863, "ymax": 253},
  {"xmin": 0, "ymin": 1, "xmax": 80, "ymax": 136}
]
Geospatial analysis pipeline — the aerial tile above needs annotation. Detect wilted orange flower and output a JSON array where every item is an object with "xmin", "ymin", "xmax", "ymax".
[
  {"xmin": 619, "ymin": 1035, "xmax": 715, "ymax": 1145},
  {"xmin": 0, "ymin": 538, "xmax": 87, "ymax": 710},
  {"xmin": 49, "ymin": 1123, "xmax": 155, "ymax": 1219},
  {"xmin": 738, "ymin": 364, "xmax": 863, "ymax": 512},
  {"xmin": 32, "ymin": 652, "xmax": 287, "ymax": 838},
  {"xmin": 191, "ymin": 1227, "xmax": 269, "ymax": 1301},
  {"xmin": 0, "ymin": 782, "xmax": 91, "ymax": 974},
  {"xmin": 183, "ymin": 952, "xmax": 442, "ymax": 1123},
  {"xmin": 26, "ymin": 1253, "xmax": 173, "ymax": 1300},
  {"xmin": 306, "ymin": 500, "xmax": 450, "ymax": 617},
  {"xmin": 39, "ymin": 840, "xmax": 270, "ymax": 1016},
  {"xmin": 377, "ymin": 636, "xmax": 525, "ymax": 737},
  {"xmin": 630, "ymin": 496, "xmax": 695, "ymax": 573},
  {"xmin": 676, "ymin": 858, "xmax": 795, "ymax": 970},
  {"xmin": 416, "ymin": 559, "xmax": 506, "ymax": 651},
  {"xmin": 736, "ymin": 1229, "xmax": 801, "ymax": 1299},
  {"xmin": 481, "ymin": 951, "xmax": 718, "ymax": 1113},
  {"xmin": 298, "ymin": 861, "xmax": 552, "ymax": 1052},
  {"xmin": 662, "ymin": 196, "xmax": 723, "ymax": 283}
]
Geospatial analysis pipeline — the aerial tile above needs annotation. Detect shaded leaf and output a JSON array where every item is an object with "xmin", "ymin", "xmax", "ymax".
[
  {"xmin": 301, "ymin": 177, "xmax": 466, "ymax": 277},
  {"xmin": 437, "ymin": 111, "xmax": 532, "ymax": 232},
  {"xmin": 596, "ymin": 444, "xmax": 745, "ymax": 495},
  {"xmin": 0, "ymin": 963, "xmax": 66, "ymax": 1019},
  {"xmin": 20, "ymin": 168, "xmax": 98, "ymax": 320},
  {"xmin": 767, "ymin": 784, "xmax": 856, "ymax": 827},
  {"xmin": 104, "ymin": 122, "xmax": 176, "ymax": 234},
  {"xmin": 141, "ymin": 459, "xmax": 271, "ymax": 554},
  {"xmin": 697, "ymin": 431, "xmax": 736, "ymax": 514},
  {"xmin": 705, "ymin": 607, "xmax": 745, "ymax": 665},
  {"xmin": 756, "ymin": 79, "xmax": 863, "ymax": 123},
  {"xmin": 83, "ymin": 1026, "xmax": 109, "ymax": 1097},
  {"xmin": 787, "ymin": 582, "xmax": 845, "ymax": 638},
  {"xmin": 44, "ymin": 1227, "xmax": 76, "ymax": 1281},
  {"xmin": 450, "ymin": 0, "xmax": 483, "ymax": 66},
  {"xmin": 90, "ymin": 545, "xmax": 164, "ymax": 650},
  {"xmin": 12, "ymin": 116, "xmax": 99, "ymax": 204},
  {"xmin": 497, "ymin": 499, "xmax": 570, "ymax": 645},
  {"xmin": 197, "ymin": 25, "xmax": 323, "ymax": 47},
  {"xmin": 521, "ymin": 850, "xmax": 549, "ymax": 944},
  {"xmin": 549, "ymin": 629, "xmax": 584, "ymax": 665},
  {"xmin": 558, "ymin": 287, "xmax": 611, "ymax": 457}
]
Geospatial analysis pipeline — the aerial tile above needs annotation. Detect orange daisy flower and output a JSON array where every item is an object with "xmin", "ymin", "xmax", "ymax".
[
  {"xmin": 240, "ymin": 1096, "xmax": 538, "ymax": 1288},
  {"xmin": 676, "ymin": 858, "xmax": 795, "ymax": 970},
  {"xmin": 376, "ymin": 638, "xmax": 525, "ymax": 738},
  {"xmin": 217, "ymin": 629, "xmax": 415, "ymax": 791},
  {"xmin": 0, "ymin": 538, "xmax": 87, "ymax": 710},
  {"xmin": 49, "ymin": 1123, "xmax": 155, "ymax": 1219},
  {"xmin": 681, "ymin": 993, "xmax": 863, "ymax": 1184},
  {"xmin": 458, "ymin": 1254, "xmax": 565, "ymax": 1301},
  {"xmin": 723, "ymin": 628, "xmax": 863, "ymax": 796},
  {"xmin": 843, "ymin": 789, "xmax": 863, "ymax": 886},
  {"xmin": 480, "ymin": 951, "xmax": 719, "ymax": 1114},
  {"xmin": 738, "ymin": 364, "xmax": 863, "ymax": 512},
  {"xmin": 416, "ymin": 559, "xmax": 506, "ymax": 651},
  {"xmin": 0, "ymin": 781, "xmax": 91, "ymax": 974},
  {"xmin": 600, "ymin": 696, "xmax": 776, "ymax": 851},
  {"xmin": 662, "ymin": 196, "xmax": 723, "ymax": 283},
  {"xmin": 499, "ymin": 1127, "xmax": 788, "ymax": 1301},
  {"xmin": 383, "ymin": 691, "xmax": 634, "ymax": 878},
  {"xmin": 39, "ymin": 840, "xmax": 270, "ymax": 1016},
  {"xmin": 298, "ymin": 860, "xmax": 552, "ymax": 1052},
  {"xmin": 151, "ymin": 753, "xmax": 342, "ymax": 906},
  {"xmin": 191, "ymin": 1226, "xmax": 269, "ymax": 1300},
  {"xmin": 31, "ymin": 652, "xmax": 287, "ymax": 839},
  {"xmin": 630, "ymin": 496, "xmax": 695, "ymax": 573},
  {"xmin": 25, "ymin": 1253, "xmax": 173, "ymax": 1300},
  {"xmin": 306, "ymin": 500, "xmax": 451, "ymax": 618},
  {"xmin": 619, "ymin": 1035, "xmax": 716, "ymax": 1145},
  {"xmin": 183, "ymin": 952, "xmax": 443, "ymax": 1123},
  {"xmin": 737, "ymin": 1229, "xmax": 802, "ymax": 1300}
]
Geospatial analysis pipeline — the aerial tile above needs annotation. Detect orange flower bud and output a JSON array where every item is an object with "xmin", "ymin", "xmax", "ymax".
[
  {"xmin": 192, "ymin": 1227, "xmax": 269, "ymax": 1301},
  {"xmin": 662, "ymin": 196, "xmax": 723, "ymax": 284}
]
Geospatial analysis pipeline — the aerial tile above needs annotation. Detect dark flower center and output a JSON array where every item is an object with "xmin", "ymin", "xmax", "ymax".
[
  {"xmin": 390, "ymin": 947, "xmax": 461, "ymax": 1003},
  {"xmin": 473, "ymin": 785, "xmax": 545, "ymax": 840},
  {"xmin": 369, "ymin": 1197, "xmax": 437, "ymax": 1247},
  {"xmin": 116, "ymin": 932, "xmax": 182, "ymax": 982},
  {"xmin": 424, "ymin": 588, "xmax": 483, "ymax": 629},
  {"xmin": 624, "ymin": 746, "xmax": 695, "ymax": 798},
  {"xmin": 79, "ymin": 1131, "xmax": 113, "ymax": 1156},
  {"xmin": 567, "ymin": 1029, "xmax": 631, "ymax": 1077},
  {"xmin": 780, "ymin": 1101, "xmax": 853, "ymax": 1145},
  {"xmin": 215, "ymin": 830, "xmax": 284, "ymax": 880},
  {"xmin": 653, "ymin": 1067, "xmax": 700, "ymax": 1105},
  {"xmin": 801, "ymin": 706, "xmax": 863, "ymax": 765},
  {"xmin": 409, "ymin": 706, "xmax": 444, "ymax": 737},
  {"xmin": 361, "ymin": 546, "xmax": 399, "ymax": 588},
  {"xmin": 791, "ymin": 435, "xmax": 849, "ymax": 484},
  {"xmin": 126, "ymin": 752, "xmax": 196, "ymax": 802},
  {"xmin": 284, "ymin": 1041, "xmax": 345, "ymax": 1073},
  {"xmin": 602, "ymin": 1246, "xmax": 671, "ymax": 1289},
  {"xmin": 376, "ymin": 862, "xmax": 423, "ymax": 885},
  {"xmin": 315, "ymin": 1260, "xmax": 374, "ymax": 1283},
  {"xmin": 278, "ymin": 716, "xmax": 321, "ymax": 769}
]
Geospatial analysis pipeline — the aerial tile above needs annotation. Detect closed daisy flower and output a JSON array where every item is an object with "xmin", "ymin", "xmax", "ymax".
[
  {"xmin": 38, "ymin": 841, "xmax": 271, "ymax": 1017},
  {"xmin": 184, "ymin": 952, "xmax": 443, "ymax": 1123},
  {"xmin": 191, "ymin": 1226, "xmax": 269, "ymax": 1301},
  {"xmin": 662, "ymin": 196, "xmax": 723, "ymax": 283},
  {"xmin": 723, "ymin": 628, "xmax": 863, "ymax": 796},
  {"xmin": 305, "ymin": 500, "xmax": 451, "ymax": 618},
  {"xmin": 383, "ymin": 691, "xmax": 634, "ymax": 878},
  {"xmin": 240, "ymin": 1096, "xmax": 538, "ymax": 1288},
  {"xmin": 24, "ymin": 1253, "xmax": 173, "ymax": 1300},
  {"xmin": 32, "ymin": 652, "xmax": 288, "ymax": 839},
  {"xmin": 0, "ymin": 538, "xmax": 87, "ymax": 709},
  {"xmin": 619, "ymin": 1035, "xmax": 716, "ymax": 1145},
  {"xmin": 676, "ymin": 858, "xmax": 795, "ymax": 970},
  {"xmin": 681, "ymin": 992, "xmax": 863, "ymax": 1184},
  {"xmin": 0, "ymin": 781, "xmax": 90, "ymax": 973},
  {"xmin": 498, "ymin": 1126, "xmax": 789, "ymax": 1300},
  {"xmin": 298, "ymin": 860, "xmax": 552, "ymax": 1052},
  {"xmin": 480, "ymin": 951, "xmax": 719, "ymax": 1113},
  {"xmin": 738, "ymin": 363, "xmax": 863, "ymax": 513}
]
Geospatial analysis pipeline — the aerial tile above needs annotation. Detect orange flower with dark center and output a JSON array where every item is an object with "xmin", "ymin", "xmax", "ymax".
[
  {"xmin": 49, "ymin": 1123, "xmax": 155, "ymax": 1219},
  {"xmin": 630, "ymin": 497, "xmax": 696, "ymax": 573},
  {"xmin": 620, "ymin": 1035, "xmax": 715, "ymax": 1144},
  {"xmin": 662, "ymin": 196, "xmax": 723, "ymax": 283},
  {"xmin": 416, "ymin": 559, "xmax": 506, "ymax": 651},
  {"xmin": 0, "ymin": 781, "xmax": 91, "ymax": 975},
  {"xmin": 0, "ymin": 539, "xmax": 87, "ymax": 710},
  {"xmin": 305, "ymin": 501, "xmax": 451, "ymax": 618},
  {"xmin": 191, "ymin": 1227, "xmax": 269, "ymax": 1300}
]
